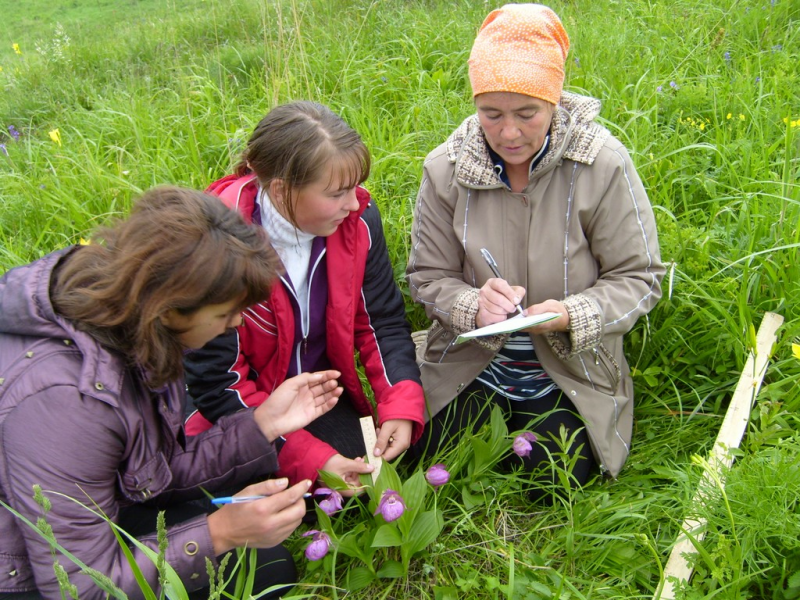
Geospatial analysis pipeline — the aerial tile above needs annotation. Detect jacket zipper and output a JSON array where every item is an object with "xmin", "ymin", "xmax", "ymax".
[{"xmin": 593, "ymin": 345, "xmax": 621, "ymax": 394}]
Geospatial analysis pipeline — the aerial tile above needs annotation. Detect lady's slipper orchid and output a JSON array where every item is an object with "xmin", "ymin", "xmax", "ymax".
[
  {"xmin": 425, "ymin": 464, "xmax": 450, "ymax": 488},
  {"xmin": 374, "ymin": 488, "xmax": 406, "ymax": 522},
  {"xmin": 302, "ymin": 530, "xmax": 331, "ymax": 561},
  {"xmin": 512, "ymin": 432, "xmax": 538, "ymax": 458},
  {"xmin": 313, "ymin": 487, "xmax": 343, "ymax": 515}
]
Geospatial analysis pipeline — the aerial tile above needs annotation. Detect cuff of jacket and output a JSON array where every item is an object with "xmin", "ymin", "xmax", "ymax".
[
  {"xmin": 451, "ymin": 288, "xmax": 507, "ymax": 353},
  {"xmin": 276, "ymin": 429, "xmax": 338, "ymax": 488},
  {"xmin": 546, "ymin": 293, "xmax": 603, "ymax": 359},
  {"xmin": 156, "ymin": 514, "xmax": 217, "ymax": 593},
  {"xmin": 375, "ymin": 379, "xmax": 427, "ymax": 444}
]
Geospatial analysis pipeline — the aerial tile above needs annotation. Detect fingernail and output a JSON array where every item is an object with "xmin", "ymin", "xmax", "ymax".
[
  {"xmin": 514, "ymin": 296, "xmax": 520, "ymax": 303},
  {"xmin": 373, "ymin": 448, "xmax": 381, "ymax": 456},
  {"xmin": 305, "ymin": 480, "xmax": 312, "ymax": 489},
  {"xmin": 277, "ymin": 477, "xmax": 288, "ymax": 486}
]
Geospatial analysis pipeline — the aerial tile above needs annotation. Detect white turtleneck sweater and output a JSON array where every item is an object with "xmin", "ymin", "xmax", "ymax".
[{"xmin": 256, "ymin": 188, "xmax": 316, "ymax": 313}]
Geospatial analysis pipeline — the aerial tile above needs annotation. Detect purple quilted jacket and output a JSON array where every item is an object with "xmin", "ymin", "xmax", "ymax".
[{"xmin": 0, "ymin": 249, "xmax": 279, "ymax": 599}]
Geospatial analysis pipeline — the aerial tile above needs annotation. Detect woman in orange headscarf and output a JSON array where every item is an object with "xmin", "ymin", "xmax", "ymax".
[{"xmin": 407, "ymin": 4, "xmax": 664, "ymax": 499}]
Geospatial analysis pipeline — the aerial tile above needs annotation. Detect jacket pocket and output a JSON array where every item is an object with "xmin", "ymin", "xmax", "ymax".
[
  {"xmin": 559, "ymin": 343, "xmax": 621, "ymax": 395},
  {"xmin": 118, "ymin": 452, "xmax": 173, "ymax": 503},
  {"xmin": 421, "ymin": 322, "xmax": 460, "ymax": 363}
]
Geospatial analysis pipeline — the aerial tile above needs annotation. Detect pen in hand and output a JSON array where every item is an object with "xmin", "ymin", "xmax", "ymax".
[
  {"xmin": 212, "ymin": 493, "xmax": 312, "ymax": 505},
  {"xmin": 480, "ymin": 248, "xmax": 526, "ymax": 317}
]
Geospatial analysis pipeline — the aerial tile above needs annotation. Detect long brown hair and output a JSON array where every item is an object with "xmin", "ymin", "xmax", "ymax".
[
  {"xmin": 235, "ymin": 101, "xmax": 371, "ymax": 227},
  {"xmin": 51, "ymin": 186, "xmax": 280, "ymax": 388}
]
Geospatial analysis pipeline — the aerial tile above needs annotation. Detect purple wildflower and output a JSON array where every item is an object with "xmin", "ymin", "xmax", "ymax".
[
  {"xmin": 313, "ymin": 487, "xmax": 343, "ymax": 515},
  {"xmin": 574, "ymin": 56, "xmax": 581, "ymax": 68},
  {"xmin": 0, "ymin": 143, "xmax": 7, "ymax": 156},
  {"xmin": 8, "ymin": 125, "xmax": 20, "ymax": 141},
  {"xmin": 670, "ymin": 81, "xmax": 679, "ymax": 90},
  {"xmin": 772, "ymin": 44, "xmax": 783, "ymax": 52},
  {"xmin": 374, "ymin": 489, "xmax": 406, "ymax": 522},
  {"xmin": 425, "ymin": 464, "xmax": 450, "ymax": 488},
  {"xmin": 656, "ymin": 85, "xmax": 663, "ymax": 93},
  {"xmin": 755, "ymin": 76, "xmax": 761, "ymax": 83},
  {"xmin": 723, "ymin": 51, "xmax": 731, "ymax": 62},
  {"xmin": 302, "ymin": 530, "xmax": 331, "ymax": 561},
  {"xmin": 512, "ymin": 432, "xmax": 538, "ymax": 458}
]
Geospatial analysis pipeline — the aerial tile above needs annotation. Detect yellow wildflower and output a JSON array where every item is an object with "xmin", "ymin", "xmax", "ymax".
[
  {"xmin": 784, "ymin": 117, "xmax": 789, "ymax": 124},
  {"xmin": 727, "ymin": 113, "xmax": 732, "ymax": 120},
  {"xmin": 793, "ymin": 120, "xmax": 799, "ymax": 128},
  {"xmin": 700, "ymin": 122, "xmax": 705, "ymax": 130},
  {"xmin": 12, "ymin": 43, "xmax": 21, "ymax": 55},
  {"xmin": 79, "ymin": 238, "xmax": 92, "ymax": 246},
  {"xmin": 793, "ymin": 343, "xmax": 800, "ymax": 361},
  {"xmin": 49, "ymin": 129, "xmax": 62, "ymax": 146},
  {"xmin": 739, "ymin": 114, "xmax": 745, "ymax": 121}
]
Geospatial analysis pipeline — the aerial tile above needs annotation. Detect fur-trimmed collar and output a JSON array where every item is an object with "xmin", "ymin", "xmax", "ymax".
[{"xmin": 445, "ymin": 91, "xmax": 611, "ymax": 189}]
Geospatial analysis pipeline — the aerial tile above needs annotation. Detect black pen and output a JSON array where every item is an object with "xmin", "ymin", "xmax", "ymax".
[{"xmin": 480, "ymin": 248, "xmax": 526, "ymax": 317}]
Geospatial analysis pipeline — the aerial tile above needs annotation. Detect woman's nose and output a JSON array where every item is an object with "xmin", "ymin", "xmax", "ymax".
[
  {"xmin": 500, "ymin": 121, "xmax": 519, "ymax": 140},
  {"xmin": 344, "ymin": 188, "xmax": 359, "ymax": 212}
]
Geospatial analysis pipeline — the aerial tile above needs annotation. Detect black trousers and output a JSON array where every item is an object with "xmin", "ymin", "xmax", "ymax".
[
  {"xmin": 119, "ymin": 500, "xmax": 297, "ymax": 599},
  {"xmin": 410, "ymin": 380, "xmax": 596, "ymax": 502},
  {"xmin": 302, "ymin": 392, "xmax": 367, "ymax": 459},
  {"xmin": 0, "ymin": 500, "xmax": 296, "ymax": 600}
]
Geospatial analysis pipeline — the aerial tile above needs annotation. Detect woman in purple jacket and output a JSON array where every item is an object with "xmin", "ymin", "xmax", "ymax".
[{"xmin": 0, "ymin": 187, "xmax": 342, "ymax": 600}]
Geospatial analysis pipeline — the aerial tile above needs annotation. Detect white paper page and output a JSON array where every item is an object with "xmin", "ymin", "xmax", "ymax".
[{"xmin": 455, "ymin": 312, "xmax": 560, "ymax": 344}]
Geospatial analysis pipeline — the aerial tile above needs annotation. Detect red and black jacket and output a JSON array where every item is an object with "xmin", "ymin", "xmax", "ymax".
[{"xmin": 184, "ymin": 174, "xmax": 425, "ymax": 484}]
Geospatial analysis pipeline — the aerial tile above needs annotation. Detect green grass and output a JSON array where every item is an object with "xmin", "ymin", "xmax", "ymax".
[{"xmin": 1, "ymin": 0, "xmax": 799, "ymax": 597}]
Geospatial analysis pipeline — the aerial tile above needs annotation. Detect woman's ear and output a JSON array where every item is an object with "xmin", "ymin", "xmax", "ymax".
[
  {"xmin": 268, "ymin": 179, "xmax": 286, "ymax": 206},
  {"xmin": 158, "ymin": 309, "xmax": 180, "ymax": 330}
]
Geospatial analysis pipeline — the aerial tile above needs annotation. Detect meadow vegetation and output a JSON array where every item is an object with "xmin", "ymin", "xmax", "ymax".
[{"xmin": 1, "ymin": 0, "xmax": 799, "ymax": 597}]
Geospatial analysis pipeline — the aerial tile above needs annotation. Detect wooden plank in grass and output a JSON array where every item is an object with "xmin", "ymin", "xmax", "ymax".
[{"xmin": 654, "ymin": 311, "xmax": 783, "ymax": 600}]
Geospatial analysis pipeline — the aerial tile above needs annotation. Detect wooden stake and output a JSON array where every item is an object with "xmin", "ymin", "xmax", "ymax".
[{"xmin": 654, "ymin": 312, "xmax": 783, "ymax": 599}]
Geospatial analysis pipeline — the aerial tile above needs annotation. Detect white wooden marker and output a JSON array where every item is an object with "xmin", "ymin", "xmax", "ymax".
[
  {"xmin": 654, "ymin": 312, "xmax": 783, "ymax": 599},
  {"xmin": 359, "ymin": 416, "xmax": 383, "ymax": 484}
]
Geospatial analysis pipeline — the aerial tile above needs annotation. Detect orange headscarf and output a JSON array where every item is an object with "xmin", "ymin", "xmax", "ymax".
[{"xmin": 468, "ymin": 4, "xmax": 570, "ymax": 105}]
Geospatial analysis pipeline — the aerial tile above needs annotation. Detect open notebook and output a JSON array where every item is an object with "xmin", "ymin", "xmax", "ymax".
[{"xmin": 455, "ymin": 312, "xmax": 560, "ymax": 344}]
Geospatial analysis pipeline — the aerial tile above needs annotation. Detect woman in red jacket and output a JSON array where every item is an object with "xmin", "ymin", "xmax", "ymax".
[{"xmin": 184, "ymin": 101, "xmax": 425, "ymax": 492}]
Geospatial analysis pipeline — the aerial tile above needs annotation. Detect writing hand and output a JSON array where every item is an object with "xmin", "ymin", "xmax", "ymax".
[
  {"xmin": 207, "ymin": 478, "xmax": 311, "ymax": 555},
  {"xmin": 476, "ymin": 279, "xmax": 527, "ymax": 328}
]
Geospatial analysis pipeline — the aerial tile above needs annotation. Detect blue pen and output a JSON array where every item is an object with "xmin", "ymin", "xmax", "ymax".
[{"xmin": 212, "ymin": 493, "xmax": 312, "ymax": 505}]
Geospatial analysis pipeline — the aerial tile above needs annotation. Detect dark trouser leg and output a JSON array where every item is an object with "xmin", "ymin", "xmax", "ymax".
[
  {"xmin": 187, "ymin": 545, "xmax": 297, "ymax": 600},
  {"xmin": 409, "ymin": 380, "xmax": 595, "ymax": 501},
  {"xmin": 503, "ymin": 387, "xmax": 596, "ymax": 502},
  {"xmin": 302, "ymin": 393, "xmax": 367, "ymax": 459},
  {"xmin": 117, "ymin": 501, "xmax": 297, "ymax": 599},
  {"xmin": 295, "ymin": 393, "xmax": 367, "ymax": 523},
  {"xmin": 409, "ymin": 379, "xmax": 498, "ymax": 461}
]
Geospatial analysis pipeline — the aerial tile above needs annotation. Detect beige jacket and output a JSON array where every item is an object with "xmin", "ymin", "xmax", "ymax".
[{"xmin": 406, "ymin": 92, "xmax": 664, "ymax": 477}]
